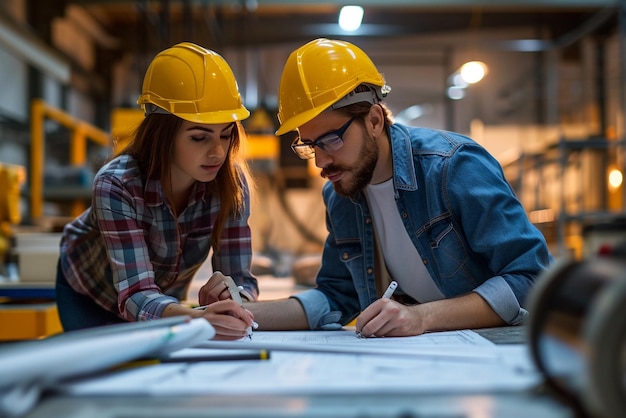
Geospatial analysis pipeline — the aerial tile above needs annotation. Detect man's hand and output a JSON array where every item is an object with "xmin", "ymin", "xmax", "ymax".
[
  {"xmin": 355, "ymin": 292, "xmax": 505, "ymax": 337},
  {"xmin": 355, "ymin": 299, "xmax": 426, "ymax": 337}
]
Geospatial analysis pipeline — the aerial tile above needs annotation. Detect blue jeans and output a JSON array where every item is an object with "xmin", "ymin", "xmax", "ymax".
[{"xmin": 55, "ymin": 259, "xmax": 125, "ymax": 331}]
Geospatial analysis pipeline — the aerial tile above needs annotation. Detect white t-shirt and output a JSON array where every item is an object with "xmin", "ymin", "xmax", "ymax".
[{"xmin": 365, "ymin": 179, "xmax": 445, "ymax": 303}]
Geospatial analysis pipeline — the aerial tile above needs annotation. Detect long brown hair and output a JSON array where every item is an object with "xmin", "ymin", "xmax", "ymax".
[{"xmin": 117, "ymin": 113, "xmax": 250, "ymax": 252}]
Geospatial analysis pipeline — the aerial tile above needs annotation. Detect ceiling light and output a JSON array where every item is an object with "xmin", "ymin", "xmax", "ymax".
[
  {"xmin": 447, "ymin": 86, "xmax": 465, "ymax": 100},
  {"xmin": 446, "ymin": 61, "xmax": 488, "ymax": 100},
  {"xmin": 395, "ymin": 105, "xmax": 426, "ymax": 124},
  {"xmin": 338, "ymin": 6, "xmax": 364, "ymax": 32},
  {"xmin": 450, "ymin": 73, "xmax": 468, "ymax": 88},
  {"xmin": 608, "ymin": 168, "xmax": 623, "ymax": 190},
  {"xmin": 459, "ymin": 61, "xmax": 488, "ymax": 84}
]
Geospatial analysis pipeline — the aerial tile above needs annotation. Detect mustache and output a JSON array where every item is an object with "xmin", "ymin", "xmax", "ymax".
[{"xmin": 321, "ymin": 165, "xmax": 342, "ymax": 178}]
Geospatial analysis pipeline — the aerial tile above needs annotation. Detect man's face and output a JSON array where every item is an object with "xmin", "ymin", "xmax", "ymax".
[{"xmin": 298, "ymin": 112, "xmax": 379, "ymax": 199}]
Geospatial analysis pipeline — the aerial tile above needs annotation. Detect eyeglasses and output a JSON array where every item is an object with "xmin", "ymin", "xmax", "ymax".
[{"xmin": 291, "ymin": 117, "xmax": 356, "ymax": 160}]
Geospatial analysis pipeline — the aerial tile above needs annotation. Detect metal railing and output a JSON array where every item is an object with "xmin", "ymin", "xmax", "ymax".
[{"xmin": 29, "ymin": 99, "xmax": 112, "ymax": 220}]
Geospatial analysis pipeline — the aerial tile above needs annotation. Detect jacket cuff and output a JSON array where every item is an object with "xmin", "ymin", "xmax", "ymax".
[
  {"xmin": 291, "ymin": 289, "xmax": 343, "ymax": 330},
  {"xmin": 473, "ymin": 276, "xmax": 528, "ymax": 325}
]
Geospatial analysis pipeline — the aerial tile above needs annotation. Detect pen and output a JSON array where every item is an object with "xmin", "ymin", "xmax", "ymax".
[
  {"xmin": 382, "ymin": 281, "xmax": 398, "ymax": 299},
  {"xmin": 194, "ymin": 303, "xmax": 259, "ymax": 330},
  {"xmin": 193, "ymin": 305, "xmax": 259, "ymax": 334},
  {"xmin": 194, "ymin": 273, "xmax": 258, "ymax": 338},
  {"xmin": 355, "ymin": 281, "xmax": 398, "ymax": 338}
]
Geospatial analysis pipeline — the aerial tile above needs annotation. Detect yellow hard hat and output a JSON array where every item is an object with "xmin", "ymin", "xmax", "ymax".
[
  {"xmin": 137, "ymin": 42, "xmax": 250, "ymax": 124},
  {"xmin": 276, "ymin": 38, "xmax": 389, "ymax": 135}
]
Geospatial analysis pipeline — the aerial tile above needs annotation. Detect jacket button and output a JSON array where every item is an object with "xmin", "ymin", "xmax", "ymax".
[
  {"xmin": 402, "ymin": 212, "xmax": 408, "ymax": 218},
  {"xmin": 342, "ymin": 253, "xmax": 349, "ymax": 260},
  {"xmin": 367, "ymin": 268, "xmax": 373, "ymax": 274},
  {"xmin": 365, "ymin": 218, "xmax": 372, "ymax": 224},
  {"xmin": 423, "ymin": 258, "xmax": 428, "ymax": 265}
]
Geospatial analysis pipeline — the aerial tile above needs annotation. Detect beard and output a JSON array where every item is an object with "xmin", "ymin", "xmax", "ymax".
[{"xmin": 321, "ymin": 131, "xmax": 379, "ymax": 199}]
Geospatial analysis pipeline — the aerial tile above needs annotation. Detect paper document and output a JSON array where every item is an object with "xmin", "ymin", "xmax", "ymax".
[
  {"xmin": 246, "ymin": 328, "xmax": 493, "ymax": 345},
  {"xmin": 57, "ymin": 329, "xmax": 542, "ymax": 397},
  {"xmin": 195, "ymin": 329, "xmax": 498, "ymax": 360},
  {"xmin": 59, "ymin": 343, "xmax": 540, "ymax": 397}
]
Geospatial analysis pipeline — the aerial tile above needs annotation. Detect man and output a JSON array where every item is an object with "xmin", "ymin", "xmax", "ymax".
[{"xmin": 241, "ymin": 38, "xmax": 552, "ymax": 337}]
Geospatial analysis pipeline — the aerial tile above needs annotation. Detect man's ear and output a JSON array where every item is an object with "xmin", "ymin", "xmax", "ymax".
[{"xmin": 367, "ymin": 104, "xmax": 385, "ymax": 136}]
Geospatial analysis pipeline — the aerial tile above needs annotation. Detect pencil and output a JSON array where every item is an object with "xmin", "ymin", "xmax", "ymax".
[
  {"xmin": 162, "ymin": 349, "xmax": 270, "ymax": 363},
  {"xmin": 115, "ymin": 350, "xmax": 270, "ymax": 369}
]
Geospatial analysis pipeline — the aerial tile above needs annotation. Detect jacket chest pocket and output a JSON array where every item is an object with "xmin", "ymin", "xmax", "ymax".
[
  {"xmin": 337, "ymin": 242, "xmax": 363, "ymax": 265},
  {"xmin": 424, "ymin": 220, "xmax": 467, "ymax": 278}
]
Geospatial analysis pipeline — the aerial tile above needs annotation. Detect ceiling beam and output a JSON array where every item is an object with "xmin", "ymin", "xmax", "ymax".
[{"xmin": 68, "ymin": 0, "xmax": 618, "ymax": 6}]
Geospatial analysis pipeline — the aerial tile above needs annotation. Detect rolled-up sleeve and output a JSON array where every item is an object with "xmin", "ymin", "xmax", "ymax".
[
  {"xmin": 291, "ymin": 289, "xmax": 343, "ymax": 330},
  {"xmin": 474, "ymin": 276, "xmax": 527, "ymax": 325}
]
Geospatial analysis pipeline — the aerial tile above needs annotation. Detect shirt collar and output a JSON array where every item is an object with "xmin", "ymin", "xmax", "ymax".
[{"xmin": 389, "ymin": 124, "xmax": 419, "ymax": 192}]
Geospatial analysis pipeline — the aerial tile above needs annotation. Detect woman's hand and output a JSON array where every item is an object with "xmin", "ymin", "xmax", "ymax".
[
  {"xmin": 199, "ymin": 299, "xmax": 255, "ymax": 340},
  {"xmin": 198, "ymin": 274, "xmax": 233, "ymax": 305}
]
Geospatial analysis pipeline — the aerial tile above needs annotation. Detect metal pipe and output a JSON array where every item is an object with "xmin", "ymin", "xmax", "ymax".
[{"xmin": 0, "ymin": 13, "xmax": 69, "ymax": 83}]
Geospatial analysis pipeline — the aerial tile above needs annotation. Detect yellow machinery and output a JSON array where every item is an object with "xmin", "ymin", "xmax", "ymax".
[
  {"xmin": 0, "ymin": 163, "xmax": 24, "ymax": 280},
  {"xmin": 0, "ymin": 163, "xmax": 62, "ymax": 341}
]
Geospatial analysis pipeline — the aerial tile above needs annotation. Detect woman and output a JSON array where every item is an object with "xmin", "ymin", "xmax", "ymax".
[{"xmin": 55, "ymin": 42, "xmax": 258, "ymax": 340}]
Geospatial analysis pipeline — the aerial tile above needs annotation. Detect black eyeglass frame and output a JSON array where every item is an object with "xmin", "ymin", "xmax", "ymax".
[{"xmin": 290, "ymin": 117, "xmax": 356, "ymax": 160}]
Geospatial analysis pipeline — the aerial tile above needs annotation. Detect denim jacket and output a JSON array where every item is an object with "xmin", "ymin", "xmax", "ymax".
[{"xmin": 292, "ymin": 123, "xmax": 552, "ymax": 330}]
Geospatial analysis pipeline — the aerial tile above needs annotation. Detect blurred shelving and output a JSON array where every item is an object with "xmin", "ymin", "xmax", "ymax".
[{"xmin": 503, "ymin": 135, "xmax": 626, "ymax": 258}]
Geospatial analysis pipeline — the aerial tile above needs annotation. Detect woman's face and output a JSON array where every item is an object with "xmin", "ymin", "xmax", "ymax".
[{"xmin": 170, "ymin": 120, "xmax": 235, "ymax": 190}]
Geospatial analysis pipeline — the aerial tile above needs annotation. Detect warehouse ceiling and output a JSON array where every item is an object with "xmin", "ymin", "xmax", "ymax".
[
  {"xmin": 21, "ymin": 0, "xmax": 620, "ymax": 126},
  {"xmin": 58, "ymin": 0, "xmax": 618, "ymax": 55}
]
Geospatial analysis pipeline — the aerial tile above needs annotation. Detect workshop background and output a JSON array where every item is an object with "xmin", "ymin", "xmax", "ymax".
[{"xmin": 1, "ymin": 0, "xmax": 625, "ymax": 339}]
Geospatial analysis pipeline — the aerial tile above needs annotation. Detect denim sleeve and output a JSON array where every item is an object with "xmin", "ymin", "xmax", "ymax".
[
  {"xmin": 444, "ymin": 140, "xmax": 552, "ymax": 323},
  {"xmin": 291, "ymin": 289, "xmax": 343, "ymax": 330},
  {"xmin": 473, "ymin": 277, "xmax": 528, "ymax": 325}
]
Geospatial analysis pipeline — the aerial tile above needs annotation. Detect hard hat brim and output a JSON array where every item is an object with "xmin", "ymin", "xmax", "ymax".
[
  {"xmin": 275, "ymin": 105, "xmax": 328, "ymax": 136},
  {"xmin": 176, "ymin": 107, "xmax": 251, "ymax": 124}
]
